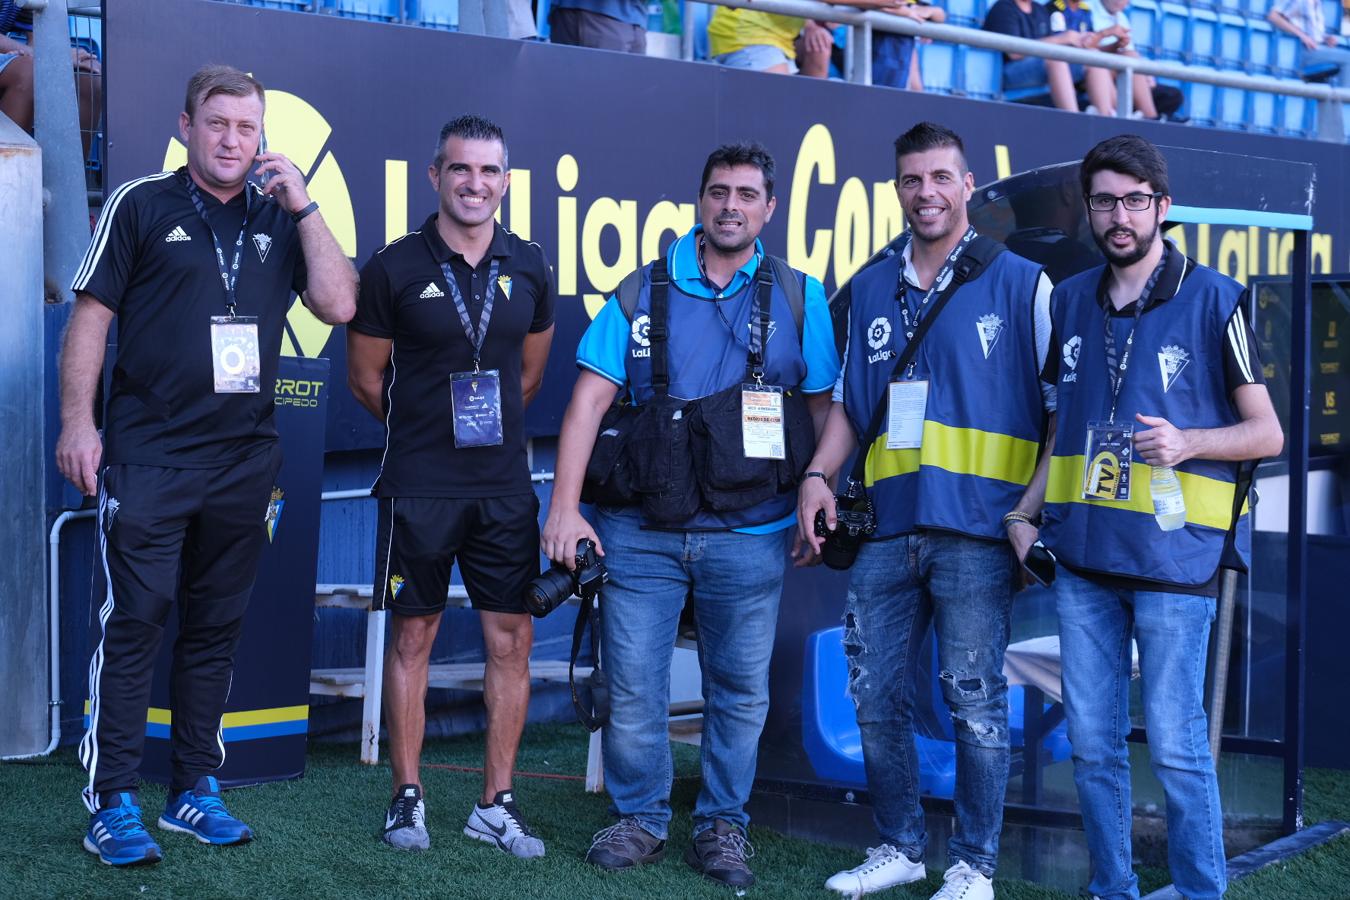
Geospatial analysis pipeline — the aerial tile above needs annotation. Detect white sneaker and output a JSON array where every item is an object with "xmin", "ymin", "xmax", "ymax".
[
  {"xmin": 382, "ymin": 783, "xmax": 430, "ymax": 851},
  {"xmin": 930, "ymin": 860, "xmax": 994, "ymax": 900},
  {"xmin": 463, "ymin": 790, "xmax": 545, "ymax": 858},
  {"xmin": 825, "ymin": 843, "xmax": 926, "ymax": 895}
]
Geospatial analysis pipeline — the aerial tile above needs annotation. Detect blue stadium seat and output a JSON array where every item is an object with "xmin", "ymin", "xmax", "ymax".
[
  {"xmin": 964, "ymin": 47, "xmax": 1002, "ymax": 99},
  {"xmin": 1128, "ymin": 0, "xmax": 1160, "ymax": 56},
  {"xmin": 1158, "ymin": 2, "xmax": 1191, "ymax": 61},
  {"xmin": 410, "ymin": 0, "xmax": 458, "ymax": 30},
  {"xmin": 1245, "ymin": 0, "xmax": 1272, "ymax": 16},
  {"xmin": 1249, "ymin": 88, "xmax": 1278, "ymax": 132},
  {"xmin": 1277, "ymin": 92, "xmax": 1312, "ymax": 136},
  {"xmin": 921, "ymin": 41, "xmax": 960, "ymax": 95},
  {"xmin": 318, "ymin": 0, "xmax": 398, "ymax": 21},
  {"xmin": 939, "ymin": 0, "xmax": 985, "ymax": 28},
  {"xmin": 1190, "ymin": 7, "xmax": 1220, "ymax": 63},
  {"xmin": 242, "ymin": 0, "xmax": 309, "ymax": 8},
  {"xmin": 1185, "ymin": 65, "xmax": 1221, "ymax": 124},
  {"xmin": 1324, "ymin": 0, "xmax": 1343, "ymax": 34},
  {"xmin": 1273, "ymin": 31, "xmax": 1299, "ymax": 75},
  {"xmin": 1247, "ymin": 18, "xmax": 1275, "ymax": 74},
  {"xmin": 1217, "ymin": 86, "xmax": 1248, "ymax": 128},
  {"xmin": 1217, "ymin": 12, "xmax": 1246, "ymax": 68}
]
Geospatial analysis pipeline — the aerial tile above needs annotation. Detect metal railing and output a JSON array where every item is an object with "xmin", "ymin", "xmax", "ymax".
[{"xmin": 682, "ymin": 0, "xmax": 1350, "ymax": 141}]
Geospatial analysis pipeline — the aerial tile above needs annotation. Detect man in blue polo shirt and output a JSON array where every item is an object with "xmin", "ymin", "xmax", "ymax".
[{"xmin": 542, "ymin": 142, "xmax": 839, "ymax": 888}]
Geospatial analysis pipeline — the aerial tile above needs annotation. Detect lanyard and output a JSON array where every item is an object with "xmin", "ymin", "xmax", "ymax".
[
  {"xmin": 895, "ymin": 226, "xmax": 976, "ymax": 377},
  {"xmin": 440, "ymin": 258, "xmax": 500, "ymax": 373},
  {"xmin": 1102, "ymin": 244, "xmax": 1169, "ymax": 422},
  {"xmin": 185, "ymin": 178, "xmax": 250, "ymax": 317}
]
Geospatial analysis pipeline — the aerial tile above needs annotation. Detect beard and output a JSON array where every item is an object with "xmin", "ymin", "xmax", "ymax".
[
  {"xmin": 1092, "ymin": 214, "xmax": 1160, "ymax": 267},
  {"xmin": 704, "ymin": 219, "xmax": 756, "ymax": 255}
]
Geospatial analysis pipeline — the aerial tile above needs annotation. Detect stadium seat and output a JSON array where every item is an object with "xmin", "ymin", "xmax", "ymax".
[
  {"xmin": 242, "ymin": 0, "xmax": 310, "ymax": 8},
  {"xmin": 410, "ymin": 0, "xmax": 458, "ymax": 30},
  {"xmin": 1245, "ymin": 0, "xmax": 1272, "ymax": 16},
  {"xmin": 1128, "ymin": 0, "xmax": 1160, "ymax": 56},
  {"xmin": 1274, "ymin": 31, "xmax": 1299, "ymax": 76},
  {"xmin": 318, "ymin": 0, "xmax": 398, "ymax": 21},
  {"xmin": 1185, "ymin": 65, "xmax": 1221, "ymax": 124},
  {"xmin": 1249, "ymin": 88, "xmax": 1278, "ymax": 131},
  {"xmin": 1278, "ymin": 92, "xmax": 1312, "ymax": 136},
  {"xmin": 1190, "ymin": 8, "xmax": 1220, "ymax": 64},
  {"xmin": 940, "ymin": 0, "xmax": 985, "ymax": 28},
  {"xmin": 964, "ymin": 47, "xmax": 1002, "ymax": 100},
  {"xmin": 1217, "ymin": 86, "xmax": 1248, "ymax": 128},
  {"xmin": 1247, "ymin": 18, "xmax": 1275, "ymax": 74},
  {"xmin": 920, "ymin": 41, "xmax": 960, "ymax": 95},
  {"xmin": 1217, "ymin": 12, "xmax": 1246, "ymax": 68},
  {"xmin": 1324, "ymin": 0, "xmax": 1343, "ymax": 35},
  {"xmin": 1158, "ymin": 2, "xmax": 1191, "ymax": 61}
]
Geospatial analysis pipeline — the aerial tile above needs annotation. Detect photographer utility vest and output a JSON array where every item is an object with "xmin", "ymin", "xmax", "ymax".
[
  {"xmin": 617, "ymin": 255, "xmax": 815, "ymax": 530},
  {"xmin": 1040, "ymin": 250, "xmax": 1250, "ymax": 587},
  {"xmin": 842, "ymin": 241, "xmax": 1045, "ymax": 540}
]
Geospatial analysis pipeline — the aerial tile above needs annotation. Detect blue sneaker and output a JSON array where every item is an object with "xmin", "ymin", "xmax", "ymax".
[
  {"xmin": 83, "ymin": 793, "xmax": 163, "ymax": 866},
  {"xmin": 158, "ymin": 776, "xmax": 254, "ymax": 845}
]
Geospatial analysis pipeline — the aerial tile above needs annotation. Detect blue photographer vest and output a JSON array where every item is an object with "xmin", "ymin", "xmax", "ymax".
[
  {"xmin": 841, "ymin": 247, "xmax": 1046, "ymax": 540},
  {"xmin": 1040, "ymin": 254, "xmax": 1251, "ymax": 587},
  {"xmin": 622, "ymin": 261, "xmax": 809, "ymax": 530}
]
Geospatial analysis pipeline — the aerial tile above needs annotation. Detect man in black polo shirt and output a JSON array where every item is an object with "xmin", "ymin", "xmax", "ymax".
[
  {"xmin": 347, "ymin": 115, "xmax": 555, "ymax": 856},
  {"xmin": 56, "ymin": 64, "xmax": 356, "ymax": 867}
]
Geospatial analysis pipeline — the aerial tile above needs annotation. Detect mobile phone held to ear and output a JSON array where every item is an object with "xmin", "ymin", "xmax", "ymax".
[
  {"xmin": 256, "ymin": 129, "xmax": 270, "ymax": 189},
  {"xmin": 1022, "ymin": 540, "xmax": 1058, "ymax": 587}
]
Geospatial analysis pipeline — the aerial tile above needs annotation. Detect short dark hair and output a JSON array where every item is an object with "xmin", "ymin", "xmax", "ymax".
[
  {"xmin": 894, "ymin": 122, "xmax": 968, "ymax": 173},
  {"xmin": 700, "ymin": 142, "xmax": 775, "ymax": 198},
  {"xmin": 1079, "ymin": 134, "xmax": 1169, "ymax": 199},
  {"xmin": 184, "ymin": 65, "xmax": 264, "ymax": 120},
  {"xmin": 433, "ymin": 115, "xmax": 508, "ymax": 170}
]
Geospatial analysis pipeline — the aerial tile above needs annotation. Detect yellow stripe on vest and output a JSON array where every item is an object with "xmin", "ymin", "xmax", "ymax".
[
  {"xmin": 864, "ymin": 422, "xmax": 1040, "ymax": 486},
  {"xmin": 1046, "ymin": 456, "xmax": 1247, "ymax": 531}
]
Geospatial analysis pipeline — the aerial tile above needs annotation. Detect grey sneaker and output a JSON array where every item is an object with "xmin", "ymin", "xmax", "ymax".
[
  {"xmin": 684, "ymin": 818, "xmax": 756, "ymax": 888},
  {"xmin": 382, "ymin": 784, "xmax": 429, "ymax": 851},
  {"xmin": 464, "ymin": 790, "xmax": 545, "ymax": 859},
  {"xmin": 585, "ymin": 817, "xmax": 667, "ymax": 870}
]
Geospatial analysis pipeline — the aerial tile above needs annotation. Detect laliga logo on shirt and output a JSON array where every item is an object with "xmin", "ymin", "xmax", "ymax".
[
  {"xmin": 1062, "ymin": 335, "xmax": 1081, "ymax": 383},
  {"xmin": 163, "ymin": 88, "xmax": 356, "ymax": 359},
  {"xmin": 631, "ymin": 314, "xmax": 652, "ymax": 358},
  {"xmin": 866, "ymin": 316, "xmax": 895, "ymax": 365}
]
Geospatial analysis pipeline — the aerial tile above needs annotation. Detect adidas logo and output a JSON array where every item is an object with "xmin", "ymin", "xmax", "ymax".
[
  {"xmin": 419, "ymin": 282, "xmax": 445, "ymax": 299},
  {"xmin": 164, "ymin": 226, "xmax": 191, "ymax": 243}
]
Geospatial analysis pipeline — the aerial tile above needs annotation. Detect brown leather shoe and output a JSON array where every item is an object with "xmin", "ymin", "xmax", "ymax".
[{"xmin": 684, "ymin": 818, "xmax": 756, "ymax": 888}]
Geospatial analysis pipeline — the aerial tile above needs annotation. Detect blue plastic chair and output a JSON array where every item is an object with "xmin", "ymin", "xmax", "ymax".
[
  {"xmin": 1245, "ymin": 0, "xmax": 1272, "ymax": 16},
  {"xmin": 1186, "ymin": 65, "xmax": 1221, "ymax": 124},
  {"xmin": 1249, "ymin": 88, "xmax": 1278, "ymax": 131},
  {"xmin": 1274, "ymin": 31, "xmax": 1299, "ymax": 75},
  {"xmin": 1128, "ymin": 0, "xmax": 1160, "ymax": 56},
  {"xmin": 964, "ymin": 47, "xmax": 1002, "ymax": 100},
  {"xmin": 1190, "ymin": 7, "xmax": 1220, "ymax": 63},
  {"xmin": 1247, "ymin": 18, "xmax": 1275, "ymax": 74},
  {"xmin": 939, "ymin": 0, "xmax": 985, "ymax": 28},
  {"xmin": 920, "ymin": 41, "xmax": 960, "ymax": 95},
  {"xmin": 1324, "ymin": 0, "xmax": 1343, "ymax": 34},
  {"xmin": 1217, "ymin": 86, "xmax": 1248, "ymax": 128},
  {"xmin": 410, "ymin": 0, "xmax": 458, "ymax": 29},
  {"xmin": 245, "ymin": 0, "xmax": 310, "ymax": 7},
  {"xmin": 1278, "ymin": 92, "xmax": 1311, "ymax": 136},
  {"xmin": 1158, "ymin": 2, "xmax": 1191, "ymax": 61},
  {"xmin": 318, "ymin": 0, "xmax": 399, "ymax": 21},
  {"xmin": 1217, "ymin": 12, "xmax": 1246, "ymax": 67}
]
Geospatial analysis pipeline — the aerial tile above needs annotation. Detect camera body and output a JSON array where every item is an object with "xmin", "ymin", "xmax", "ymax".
[
  {"xmin": 814, "ymin": 481, "xmax": 877, "ymax": 570},
  {"xmin": 524, "ymin": 539, "xmax": 608, "ymax": 618}
]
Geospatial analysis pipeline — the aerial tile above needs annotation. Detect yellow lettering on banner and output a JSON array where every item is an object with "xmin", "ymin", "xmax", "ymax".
[
  {"xmin": 641, "ymin": 200, "xmax": 695, "ymax": 265},
  {"xmin": 873, "ymin": 179, "xmax": 903, "ymax": 253},
  {"xmin": 789, "ymin": 124, "xmax": 835, "ymax": 283},
  {"xmin": 1217, "ymin": 227, "xmax": 1247, "ymax": 284},
  {"xmin": 1313, "ymin": 233, "xmax": 1333, "ymax": 272},
  {"xmin": 509, "ymin": 168, "xmax": 531, "ymax": 240},
  {"xmin": 384, "ymin": 160, "xmax": 407, "ymax": 244},
  {"xmin": 1269, "ymin": 230, "xmax": 1292, "ymax": 275},
  {"xmin": 582, "ymin": 198, "xmax": 637, "ymax": 297},
  {"xmin": 556, "ymin": 155, "xmax": 579, "ymax": 296},
  {"xmin": 1166, "ymin": 223, "xmax": 1187, "ymax": 257},
  {"xmin": 1248, "ymin": 226, "xmax": 1259, "ymax": 276},
  {"xmin": 994, "ymin": 144, "xmax": 1012, "ymax": 181},
  {"xmin": 833, "ymin": 177, "xmax": 870, "ymax": 286}
]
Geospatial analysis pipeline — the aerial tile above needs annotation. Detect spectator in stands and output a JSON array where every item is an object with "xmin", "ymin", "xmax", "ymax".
[
  {"xmin": 707, "ymin": 7, "xmax": 836, "ymax": 76},
  {"xmin": 0, "ymin": 0, "xmax": 102, "ymax": 154},
  {"xmin": 868, "ymin": 0, "xmax": 946, "ymax": 91},
  {"xmin": 1269, "ymin": 0, "xmax": 1350, "ymax": 88},
  {"xmin": 1049, "ymin": 0, "xmax": 1159, "ymax": 118},
  {"xmin": 0, "ymin": 30, "xmax": 32, "ymax": 132},
  {"xmin": 983, "ymin": 0, "xmax": 1107, "ymax": 112},
  {"xmin": 548, "ymin": 0, "xmax": 647, "ymax": 54}
]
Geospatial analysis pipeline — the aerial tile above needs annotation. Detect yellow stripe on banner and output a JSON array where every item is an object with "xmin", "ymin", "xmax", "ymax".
[
  {"xmin": 1046, "ymin": 456, "xmax": 1248, "ymax": 531},
  {"xmin": 82, "ymin": 702, "xmax": 309, "ymax": 727},
  {"xmin": 864, "ymin": 422, "xmax": 1040, "ymax": 487}
]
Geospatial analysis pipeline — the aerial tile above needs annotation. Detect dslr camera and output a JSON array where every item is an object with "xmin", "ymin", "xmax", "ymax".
[
  {"xmin": 524, "ymin": 539, "xmax": 608, "ymax": 618},
  {"xmin": 814, "ymin": 480, "xmax": 877, "ymax": 571}
]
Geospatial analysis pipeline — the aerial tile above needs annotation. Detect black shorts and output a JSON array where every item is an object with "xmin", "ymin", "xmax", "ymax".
[{"xmin": 373, "ymin": 493, "xmax": 541, "ymax": 616}]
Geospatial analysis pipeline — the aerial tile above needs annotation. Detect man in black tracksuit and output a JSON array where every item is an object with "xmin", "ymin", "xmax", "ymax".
[{"xmin": 56, "ymin": 64, "xmax": 355, "ymax": 867}]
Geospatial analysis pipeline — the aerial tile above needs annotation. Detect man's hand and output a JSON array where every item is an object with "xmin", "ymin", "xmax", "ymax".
[
  {"xmin": 797, "ymin": 475, "xmax": 835, "ymax": 556},
  {"xmin": 1302, "ymin": 33, "xmax": 1320, "ymax": 51},
  {"xmin": 802, "ymin": 20, "xmax": 834, "ymax": 55},
  {"xmin": 71, "ymin": 47, "xmax": 100, "ymax": 73},
  {"xmin": 254, "ymin": 152, "xmax": 312, "ymax": 215},
  {"xmin": 791, "ymin": 533, "xmax": 823, "ymax": 568},
  {"xmin": 1006, "ymin": 519, "xmax": 1038, "ymax": 565},
  {"xmin": 1134, "ymin": 413, "xmax": 1190, "ymax": 467},
  {"xmin": 542, "ymin": 506, "xmax": 603, "ymax": 571},
  {"xmin": 1327, "ymin": 34, "xmax": 1341, "ymax": 48},
  {"xmin": 56, "ymin": 421, "xmax": 102, "ymax": 497}
]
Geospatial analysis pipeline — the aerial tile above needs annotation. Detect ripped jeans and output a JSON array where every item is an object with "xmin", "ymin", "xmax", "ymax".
[{"xmin": 843, "ymin": 530, "xmax": 1016, "ymax": 877}]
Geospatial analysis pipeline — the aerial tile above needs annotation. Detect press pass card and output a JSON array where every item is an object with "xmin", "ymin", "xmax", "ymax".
[
  {"xmin": 1082, "ymin": 420, "xmax": 1133, "ymax": 501},
  {"xmin": 209, "ymin": 316, "xmax": 261, "ymax": 394},
  {"xmin": 886, "ymin": 380, "xmax": 929, "ymax": 450},
  {"xmin": 450, "ymin": 370, "xmax": 504, "ymax": 448},
  {"xmin": 742, "ymin": 384, "xmax": 785, "ymax": 460}
]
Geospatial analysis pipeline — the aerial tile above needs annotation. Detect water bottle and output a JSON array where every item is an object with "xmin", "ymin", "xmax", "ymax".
[{"xmin": 1150, "ymin": 466, "xmax": 1187, "ymax": 531}]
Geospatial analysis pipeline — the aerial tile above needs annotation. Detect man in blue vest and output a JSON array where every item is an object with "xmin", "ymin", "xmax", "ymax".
[
  {"xmin": 542, "ymin": 142, "xmax": 840, "ymax": 888},
  {"xmin": 799, "ymin": 122, "xmax": 1055, "ymax": 900},
  {"xmin": 1028, "ymin": 135, "xmax": 1282, "ymax": 899}
]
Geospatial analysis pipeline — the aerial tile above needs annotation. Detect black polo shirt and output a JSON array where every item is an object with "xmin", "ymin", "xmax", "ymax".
[
  {"xmin": 351, "ymin": 214, "xmax": 555, "ymax": 498},
  {"xmin": 71, "ymin": 167, "xmax": 308, "ymax": 468}
]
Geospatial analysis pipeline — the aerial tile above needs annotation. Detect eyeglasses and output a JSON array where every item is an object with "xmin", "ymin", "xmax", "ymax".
[{"xmin": 1086, "ymin": 192, "xmax": 1164, "ymax": 212}]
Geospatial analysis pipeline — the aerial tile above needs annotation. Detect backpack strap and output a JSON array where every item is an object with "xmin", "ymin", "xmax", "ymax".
[{"xmin": 766, "ymin": 254, "xmax": 806, "ymax": 341}]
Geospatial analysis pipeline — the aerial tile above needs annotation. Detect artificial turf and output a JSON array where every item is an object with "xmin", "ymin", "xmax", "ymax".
[{"xmin": 2, "ymin": 723, "xmax": 1348, "ymax": 899}]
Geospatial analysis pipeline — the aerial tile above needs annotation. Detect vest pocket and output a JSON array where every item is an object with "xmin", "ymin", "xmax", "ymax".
[
  {"xmin": 582, "ymin": 404, "xmax": 640, "ymax": 507},
  {"xmin": 690, "ymin": 383, "xmax": 782, "ymax": 512},
  {"xmin": 626, "ymin": 397, "xmax": 701, "ymax": 525}
]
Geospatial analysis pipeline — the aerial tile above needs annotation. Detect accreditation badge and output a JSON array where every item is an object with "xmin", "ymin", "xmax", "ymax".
[
  {"xmin": 1082, "ymin": 420, "xmax": 1133, "ymax": 501},
  {"xmin": 450, "ymin": 369, "xmax": 504, "ymax": 448},
  {"xmin": 886, "ymin": 380, "xmax": 929, "ymax": 450},
  {"xmin": 209, "ymin": 315, "xmax": 261, "ymax": 394},
  {"xmin": 742, "ymin": 384, "xmax": 785, "ymax": 460}
]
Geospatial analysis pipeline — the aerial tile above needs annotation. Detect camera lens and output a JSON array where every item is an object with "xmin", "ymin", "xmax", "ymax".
[{"xmin": 524, "ymin": 567, "xmax": 575, "ymax": 618}]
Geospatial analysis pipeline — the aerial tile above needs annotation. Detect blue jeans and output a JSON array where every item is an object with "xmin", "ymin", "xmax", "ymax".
[
  {"xmin": 1055, "ymin": 567, "xmax": 1225, "ymax": 900},
  {"xmin": 593, "ymin": 506, "xmax": 788, "ymax": 840},
  {"xmin": 872, "ymin": 33, "xmax": 915, "ymax": 89},
  {"xmin": 843, "ymin": 530, "xmax": 1016, "ymax": 877}
]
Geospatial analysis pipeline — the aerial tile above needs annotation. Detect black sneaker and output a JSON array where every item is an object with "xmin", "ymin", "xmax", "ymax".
[
  {"xmin": 585, "ymin": 817, "xmax": 666, "ymax": 870},
  {"xmin": 684, "ymin": 819, "xmax": 756, "ymax": 888}
]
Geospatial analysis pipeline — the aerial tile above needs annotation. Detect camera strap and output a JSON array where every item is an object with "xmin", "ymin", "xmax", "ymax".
[
  {"xmin": 569, "ymin": 589, "xmax": 608, "ymax": 732},
  {"xmin": 845, "ymin": 234, "xmax": 1007, "ymax": 488}
]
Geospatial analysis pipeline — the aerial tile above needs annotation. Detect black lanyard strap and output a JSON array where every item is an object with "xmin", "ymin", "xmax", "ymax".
[
  {"xmin": 440, "ymin": 258, "xmax": 500, "ymax": 373},
  {"xmin": 186, "ymin": 178, "xmax": 251, "ymax": 317},
  {"xmin": 1103, "ymin": 244, "xmax": 1169, "ymax": 422},
  {"xmin": 896, "ymin": 226, "xmax": 976, "ymax": 338}
]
